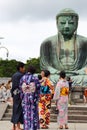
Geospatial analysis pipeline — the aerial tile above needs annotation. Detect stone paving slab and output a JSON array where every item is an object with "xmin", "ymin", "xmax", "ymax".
[{"xmin": 0, "ymin": 121, "xmax": 87, "ymax": 130}]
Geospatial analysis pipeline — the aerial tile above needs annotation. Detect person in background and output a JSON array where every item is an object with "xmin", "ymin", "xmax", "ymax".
[
  {"xmin": 53, "ymin": 71, "xmax": 69, "ymax": 129},
  {"xmin": 0, "ymin": 84, "xmax": 4, "ymax": 102},
  {"xmin": 11, "ymin": 62, "xmax": 25, "ymax": 130},
  {"xmin": 84, "ymin": 68, "xmax": 87, "ymax": 104},
  {"xmin": 19, "ymin": 65, "xmax": 40, "ymax": 130},
  {"xmin": 83, "ymin": 88, "xmax": 87, "ymax": 104},
  {"xmin": 5, "ymin": 80, "xmax": 12, "ymax": 105},
  {"xmin": 39, "ymin": 70, "xmax": 54, "ymax": 129},
  {"xmin": 66, "ymin": 77, "xmax": 72, "ymax": 92},
  {"xmin": 38, "ymin": 74, "xmax": 42, "ymax": 82},
  {"xmin": 0, "ymin": 83, "xmax": 7, "ymax": 102},
  {"xmin": 66, "ymin": 76, "xmax": 73, "ymax": 105},
  {"xmin": 6, "ymin": 79, "xmax": 12, "ymax": 89}
]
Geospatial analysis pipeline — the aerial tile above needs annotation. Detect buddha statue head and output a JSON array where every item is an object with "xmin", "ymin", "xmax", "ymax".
[{"xmin": 56, "ymin": 8, "xmax": 79, "ymax": 40}]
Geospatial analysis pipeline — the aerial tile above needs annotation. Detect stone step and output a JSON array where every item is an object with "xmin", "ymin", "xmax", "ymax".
[
  {"xmin": 50, "ymin": 114, "xmax": 87, "ymax": 120},
  {"xmin": 7, "ymin": 106, "xmax": 12, "ymax": 109},
  {"xmin": 1, "ymin": 117, "xmax": 11, "ymax": 121},
  {"xmin": 50, "ymin": 118, "xmax": 57, "ymax": 122},
  {"xmin": 51, "ymin": 105, "xmax": 87, "ymax": 111},
  {"xmin": 50, "ymin": 108, "xmax": 87, "ymax": 112},
  {"xmin": 68, "ymin": 106, "xmax": 87, "ymax": 110},
  {"xmin": 2, "ymin": 105, "xmax": 12, "ymax": 120},
  {"xmin": 4, "ymin": 113, "xmax": 12, "ymax": 117},
  {"xmin": 2, "ymin": 103, "xmax": 87, "ymax": 123},
  {"xmin": 8, "ymin": 105, "xmax": 13, "ymax": 108},
  {"xmin": 50, "ymin": 119, "xmax": 87, "ymax": 123},
  {"xmin": 51, "ymin": 104, "xmax": 87, "ymax": 123},
  {"xmin": 6, "ymin": 109, "xmax": 12, "ymax": 113},
  {"xmin": 51, "ymin": 109, "xmax": 87, "ymax": 115},
  {"xmin": 68, "ymin": 120, "xmax": 87, "ymax": 123},
  {"xmin": 68, "ymin": 115, "xmax": 87, "ymax": 120},
  {"xmin": 68, "ymin": 111, "xmax": 87, "ymax": 115},
  {"xmin": 0, "ymin": 103, "xmax": 8, "ymax": 120}
]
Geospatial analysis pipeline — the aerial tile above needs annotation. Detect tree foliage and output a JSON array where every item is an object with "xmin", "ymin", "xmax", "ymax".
[
  {"xmin": 0, "ymin": 59, "xmax": 19, "ymax": 77},
  {"xmin": 0, "ymin": 57, "xmax": 40, "ymax": 77},
  {"xmin": 26, "ymin": 57, "xmax": 40, "ymax": 73}
]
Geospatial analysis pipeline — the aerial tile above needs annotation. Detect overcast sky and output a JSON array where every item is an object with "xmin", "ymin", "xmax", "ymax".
[{"xmin": 0, "ymin": 0, "xmax": 87, "ymax": 63}]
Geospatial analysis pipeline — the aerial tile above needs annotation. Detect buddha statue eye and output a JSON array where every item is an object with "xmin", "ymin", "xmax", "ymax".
[
  {"xmin": 68, "ymin": 21, "xmax": 74, "ymax": 24},
  {"xmin": 60, "ymin": 21, "xmax": 66, "ymax": 24}
]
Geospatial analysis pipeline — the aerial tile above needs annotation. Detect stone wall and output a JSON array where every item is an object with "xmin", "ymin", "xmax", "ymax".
[
  {"xmin": 0, "ymin": 77, "xmax": 11, "ymax": 84},
  {"xmin": 71, "ymin": 86, "xmax": 85, "ymax": 104}
]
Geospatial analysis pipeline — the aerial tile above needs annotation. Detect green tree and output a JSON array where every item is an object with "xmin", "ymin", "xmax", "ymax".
[
  {"xmin": 0, "ymin": 57, "xmax": 40, "ymax": 77},
  {"xmin": 0, "ymin": 59, "xmax": 19, "ymax": 77},
  {"xmin": 26, "ymin": 57, "xmax": 40, "ymax": 73}
]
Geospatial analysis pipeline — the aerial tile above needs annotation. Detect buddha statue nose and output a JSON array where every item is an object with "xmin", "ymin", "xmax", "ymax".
[{"xmin": 64, "ymin": 21, "xmax": 69, "ymax": 30}]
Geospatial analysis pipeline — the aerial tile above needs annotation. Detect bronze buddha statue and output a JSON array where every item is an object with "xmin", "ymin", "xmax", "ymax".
[{"xmin": 40, "ymin": 8, "xmax": 87, "ymax": 86}]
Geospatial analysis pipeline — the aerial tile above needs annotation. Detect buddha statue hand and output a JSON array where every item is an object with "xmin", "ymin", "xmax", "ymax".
[
  {"xmin": 76, "ymin": 68, "xmax": 86, "ymax": 75},
  {"xmin": 48, "ymin": 66, "xmax": 59, "ymax": 74},
  {"xmin": 65, "ymin": 71, "xmax": 79, "ymax": 75}
]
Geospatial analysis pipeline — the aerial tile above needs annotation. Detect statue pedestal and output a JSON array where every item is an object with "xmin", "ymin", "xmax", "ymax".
[{"xmin": 70, "ymin": 86, "xmax": 85, "ymax": 104}]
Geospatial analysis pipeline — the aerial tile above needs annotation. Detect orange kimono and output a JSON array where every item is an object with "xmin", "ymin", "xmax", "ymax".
[{"xmin": 39, "ymin": 77, "xmax": 54, "ymax": 128}]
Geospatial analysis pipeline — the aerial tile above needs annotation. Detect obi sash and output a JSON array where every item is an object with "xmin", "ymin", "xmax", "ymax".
[
  {"xmin": 60, "ymin": 87, "xmax": 69, "ymax": 96},
  {"xmin": 40, "ymin": 86, "xmax": 50, "ymax": 94},
  {"xmin": 22, "ymin": 82, "xmax": 36, "ymax": 93}
]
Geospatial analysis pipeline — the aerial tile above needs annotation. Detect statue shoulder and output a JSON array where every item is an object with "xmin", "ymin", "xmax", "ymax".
[
  {"xmin": 77, "ymin": 34, "xmax": 87, "ymax": 42},
  {"xmin": 41, "ymin": 35, "xmax": 57, "ymax": 45}
]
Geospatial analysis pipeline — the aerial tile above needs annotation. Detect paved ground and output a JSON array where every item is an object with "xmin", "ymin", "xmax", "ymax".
[
  {"xmin": 0, "ymin": 103, "xmax": 8, "ymax": 120},
  {"xmin": 0, "ymin": 121, "xmax": 87, "ymax": 130}
]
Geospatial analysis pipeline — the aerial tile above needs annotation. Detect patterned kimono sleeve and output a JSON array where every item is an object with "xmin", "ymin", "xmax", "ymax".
[
  {"xmin": 53, "ymin": 82, "xmax": 60, "ymax": 101},
  {"xmin": 46, "ymin": 78, "xmax": 54, "ymax": 95}
]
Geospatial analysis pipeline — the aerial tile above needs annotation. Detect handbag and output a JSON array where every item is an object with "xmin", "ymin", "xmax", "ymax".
[{"xmin": 40, "ymin": 86, "xmax": 50, "ymax": 94}]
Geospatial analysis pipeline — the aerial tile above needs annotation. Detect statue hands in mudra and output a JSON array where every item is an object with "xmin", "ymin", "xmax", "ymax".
[{"xmin": 40, "ymin": 8, "xmax": 87, "ymax": 86}]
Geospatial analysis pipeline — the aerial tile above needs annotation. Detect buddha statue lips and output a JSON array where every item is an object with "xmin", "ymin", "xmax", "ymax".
[{"xmin": 63, "ymin": 28, "xmax": 70, "ymax": 34}]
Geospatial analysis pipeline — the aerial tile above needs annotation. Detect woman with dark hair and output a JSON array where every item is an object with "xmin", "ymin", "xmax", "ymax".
[
  {"xmin": 39, "ymin": 70, "xmax": 54, "ymax": 129},
  {"xmin": 19, "ymin": 65, "xmax": 40, "ymax": 130},
  {"xmin": 53, "ymin": 71, "xmax": 69, "ymax": 129}
]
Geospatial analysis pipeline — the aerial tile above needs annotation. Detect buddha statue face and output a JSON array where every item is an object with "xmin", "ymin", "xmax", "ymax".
[{"xmin": 57, "ymin": 15, "xmax": 78, "ymax": 39}]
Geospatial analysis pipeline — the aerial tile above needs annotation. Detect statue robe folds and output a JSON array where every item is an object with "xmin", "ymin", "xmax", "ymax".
[{"xmin": 40, "ymin": 34, "xmax": 87, "ymax": 86}]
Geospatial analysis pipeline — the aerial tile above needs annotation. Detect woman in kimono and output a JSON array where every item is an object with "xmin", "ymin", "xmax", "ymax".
[
  {"xmin": 39, "ymin": 70, "xmax": 54, "ymax": 129},
  {"xmin": 19, "ymin": 65, "xmax": 40, "ymax": 130},
  {"xmin": 53, "ymin": 71, "xmax": 69, "ymax": 129}
]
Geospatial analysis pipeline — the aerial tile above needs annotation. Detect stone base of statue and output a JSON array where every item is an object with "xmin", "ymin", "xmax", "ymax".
[{"xmin": 70, "ymin": 86, "xmax": 85, "ymax": 104}]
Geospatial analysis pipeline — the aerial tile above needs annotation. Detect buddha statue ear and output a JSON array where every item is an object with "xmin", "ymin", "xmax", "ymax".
[
  {"xmin": 74, "ymin": 30, "xmax": 77, "ymax": 35},
  {"xmin": 74, "ymin": 16, "xmax": 79, "ymax": 31},
  {"xmin": 56, "ymin": 18, "xmax": 58, "ymax": 30}
]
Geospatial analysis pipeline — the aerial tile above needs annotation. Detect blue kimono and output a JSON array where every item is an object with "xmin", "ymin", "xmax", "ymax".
[{"xmin": 19, "ymin": 73, "xmax": 40, "ymax": 130}]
